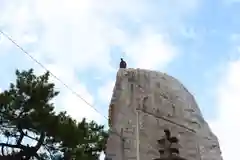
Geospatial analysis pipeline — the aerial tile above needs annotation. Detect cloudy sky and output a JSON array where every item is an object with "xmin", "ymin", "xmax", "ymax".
[{"xmin": 0, "ymin": 0, "xmax": 240, "ymax": 159}]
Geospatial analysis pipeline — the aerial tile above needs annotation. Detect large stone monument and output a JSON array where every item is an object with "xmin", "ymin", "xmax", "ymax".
[{"xmin": 105, "ymin": 69, "xmax": 223, "ymax": 160}]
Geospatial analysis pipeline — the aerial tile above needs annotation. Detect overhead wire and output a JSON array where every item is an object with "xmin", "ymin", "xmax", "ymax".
[{"xmin": 0, "ymin": 29, "xmax": 108, "ymax": 120}]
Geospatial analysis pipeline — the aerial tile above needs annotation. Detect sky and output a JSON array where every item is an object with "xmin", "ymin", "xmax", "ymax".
[{"xmin": 0, "ymin": 0, "xmax": 240, "ymax": 159}]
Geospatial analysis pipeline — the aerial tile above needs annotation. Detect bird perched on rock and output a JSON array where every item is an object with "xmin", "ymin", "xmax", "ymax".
[{"xmin": 119, "ymin": 58, "xmax": 127, "ymax": 68}]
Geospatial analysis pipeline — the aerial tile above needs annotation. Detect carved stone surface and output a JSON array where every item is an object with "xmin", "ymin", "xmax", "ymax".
[{"xmin": 105, "ymin": 68, "xmax": 223, "ymax": 160}]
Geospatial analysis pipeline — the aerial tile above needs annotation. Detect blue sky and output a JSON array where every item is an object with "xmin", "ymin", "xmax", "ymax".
[{"xmin": 1, "ymin": 0, "xmax": 240, "ymax": 159}]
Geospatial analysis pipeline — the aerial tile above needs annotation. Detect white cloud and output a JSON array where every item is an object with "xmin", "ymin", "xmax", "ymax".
[
  {"xmin": 222, "ymin": 0, "xmax": 240, "ymax": 5},
  {"xmin": 125, "ymin": 28, "xmax": 177, "ymax": 69},
  {"xmin": 97, "ymin": 80, "xmax": 115, "ymax": 104},
  {"xmin": 99, "ymin": 152, "xmax": 105, "ymax": 160},
  {"xmin": 60, "ymin": 84, "xmax": 104, "ymax": 123},
  {"xmin": 0, "ymin": 32, "xmax": 15, "ymax": 55},
  {"xmin": 210, "ymin": 58, "xmax": 240, "ymax": 160}
]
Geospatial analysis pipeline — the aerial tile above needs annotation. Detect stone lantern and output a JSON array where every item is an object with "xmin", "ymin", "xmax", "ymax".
[{"xmin": 154, "ymin": 129, "xmax": 187, "ymax": 160}]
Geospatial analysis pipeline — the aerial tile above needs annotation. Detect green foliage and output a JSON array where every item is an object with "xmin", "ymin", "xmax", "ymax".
[{"xmin": 0, "ymin": 69, "xmax": 108, "ymax": 160}]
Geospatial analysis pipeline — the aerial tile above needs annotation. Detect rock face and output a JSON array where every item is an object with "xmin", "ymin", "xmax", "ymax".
[{"xmin": 105, "ymin": 69, "xmax": 223, "ymax": 160}]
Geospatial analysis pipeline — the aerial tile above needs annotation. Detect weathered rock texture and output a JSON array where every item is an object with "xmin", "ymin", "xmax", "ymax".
[{"xmin": 105, "ymin": 69, "xmax": 223, "ymax": 160}]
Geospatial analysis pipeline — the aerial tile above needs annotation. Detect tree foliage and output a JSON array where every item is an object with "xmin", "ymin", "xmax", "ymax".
[{"xmin": 0, "ymin": 69, "xmax": 108, "ymax": 160}]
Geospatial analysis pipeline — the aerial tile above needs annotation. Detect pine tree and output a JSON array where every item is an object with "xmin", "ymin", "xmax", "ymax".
[{"xmin": 0, "ymin": 69, "xmax": 108, "ymax": 159}]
